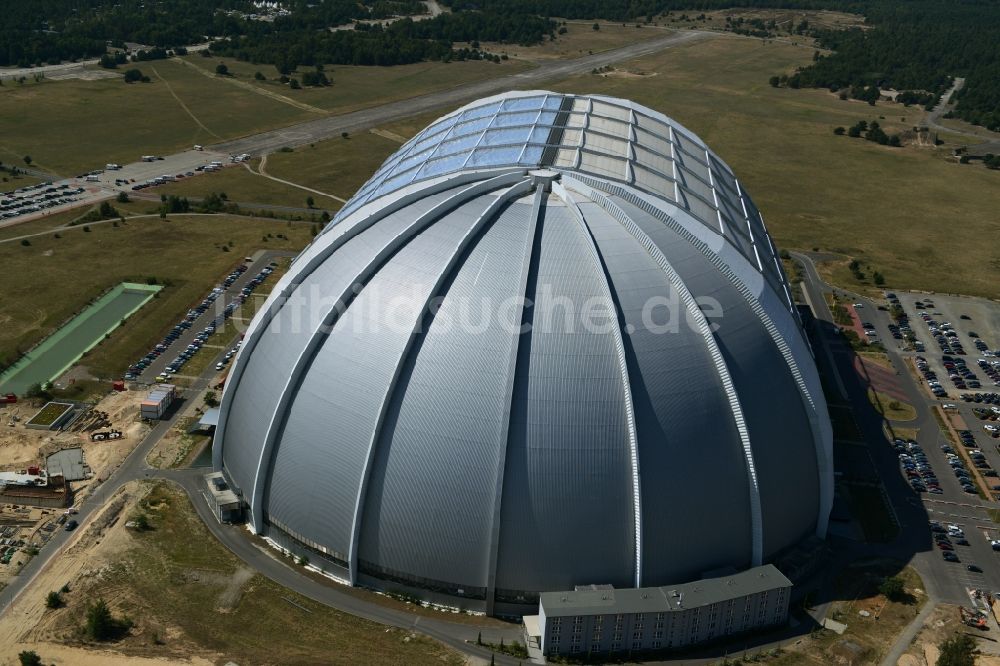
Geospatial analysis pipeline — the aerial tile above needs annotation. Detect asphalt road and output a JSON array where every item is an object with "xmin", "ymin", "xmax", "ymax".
[{"xmin": 211, "ymin": 29, "xmax": 712, "ymax": 156}]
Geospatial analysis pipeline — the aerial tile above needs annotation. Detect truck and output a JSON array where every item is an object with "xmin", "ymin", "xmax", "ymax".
[
  {"xmin": 105, "ymin": 163, "xmax": 122, "ymax": 170},
  {"xmin": 141, "ymin": 155, "xmax": 156, "ymax": 162},
  {"xmin": 1, "ymin": 393, "xmax": 16, "ymax": 404},
  {"xmin": 140, "ymin": 383, "xmax": 176, "ymax": 420},
  {"xmin": 959, "ymin": 606, "xmax": 988, "ymax": 629},
  {"xmin": 85, "ymin": 175, "xmax": 99, "ymax": 182},
  {"xmin": 193, "ymin": 144, "xmax": 204, "ymax": 151}
]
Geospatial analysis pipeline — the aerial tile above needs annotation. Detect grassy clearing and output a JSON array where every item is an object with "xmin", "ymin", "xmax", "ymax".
[
  {"xmin": 183, "ymin": 54, "xmax": 530, "ymax": 115},
  {"xmin": 0, "ymin": 215, "xmax": 311, "ymax": 380},
  {"xmin": 544, "ymin": 36, "xmax": 1000, "ymax": 299},
  {"xmin": 47, "ymin": 482, "xmax": 463, "ymax": 665},
  {"xmin": 666, "ymin": 8, "xmax": 864, "ymax": 41},
  {"xmin": 263, "ymin": 132, "xmax": 403, "ymax": 202},
  {"xmin": 868, "ymin": 388, "xmax": 917, "ymax": 422},
  {"xmin": 0, "ymin": 59, "xmax": 312, "ymax": 176},
  {"xmin": 474, "ymin": 20, "xmax": 664, "ymax": 61},
  {"xmin": 886, "ymin": 425, "xmax": 919, "ymax": 443},
  {"xmin": 0, "ymin": 171, "xmax": 43, "ymax": 192},
  {"xmin": 770, "ymin": 563, "xmax": 924, "ymax": 665},
  {"xmin": 153, "ymin": 163, "xmax": 313, "ymax": 210}
]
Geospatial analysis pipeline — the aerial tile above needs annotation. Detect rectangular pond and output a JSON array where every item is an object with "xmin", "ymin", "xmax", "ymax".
[{"xmin": 0, "ymin": 282, "xmax": 162, "ymax": 396}]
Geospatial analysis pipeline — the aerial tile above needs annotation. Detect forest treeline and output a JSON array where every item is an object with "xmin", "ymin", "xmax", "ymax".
[{"xmin": 3, "ymin": 0, "xmax": 999, "ymax": 130}]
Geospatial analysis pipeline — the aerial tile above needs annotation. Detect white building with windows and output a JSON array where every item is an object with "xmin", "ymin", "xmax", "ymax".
[{"xmin": 527, "ymin": 565, "xmax": 791, "ymax": 658}]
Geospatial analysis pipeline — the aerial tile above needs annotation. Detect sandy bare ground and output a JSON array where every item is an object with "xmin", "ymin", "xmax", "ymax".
[
  {"xmin": 0, "ymin": 389, "xmax": 148, "ymax": 480},
  {"xmin": 0, "ymin": 483, "xmax": 136, "ymax": 661},
  {"xmin": 3, "ymin": 643, "xmax": 215, "ymax": 666},
  {"xmin": 0, "ymin": 481, "xmax": 220, "ymax": 666}
]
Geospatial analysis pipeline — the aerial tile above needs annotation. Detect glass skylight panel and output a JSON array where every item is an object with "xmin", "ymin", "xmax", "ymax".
[
  {"xmin": 480, "ymin": 126, "xmax": 533, "ymax": 147},
  {"xmin": 634, "ymin": 112, "xmax": 670, "ymax": 138},
  {"xmin": 632, "ymin": 165, "xmax": 674, "ymax": 202},
  {"xmin": 535, "ymin": 110, "xmax": 558, "ymax": 127},
  {"xmin": 501, "ymin": 95, "xmax": 546, "ymax": 112},
  {"xmin": 520, "ymin": 145, "xmax": 545, "ymax": 165},
  {"xmin": 458, "ymin": 100, "xmax": 503, "ymax": 122},
  {"xmin": 682, "ymin": 189, "xmax": 722, "ymax": 232},
  {"xmin": 672, "ymin": 128, "xmax": 705, "ymax": 158},
  {"xmin": 675, "ymin": 164, "xmax": 710, "ymax": 200},
  {"xmin": 587, "ymin": 115, "xmax": 630, "ymax": 138},
  {"xmin": 494, "ymin": 110, "xmax": 541, "ymax": 127},
  {"xmin": 580, "ymin": 151, "xmax": 628, "ymax": 180},
  {"xmin": 553, "ymin": 148, "xmax": 577, "ymax": 168},
  {"xmin": 565, "ymin": 111, "xmax": 588, "ymax": 128},
  {"xmin": 543, "ymin": 95, "xmax": 564, "ymax": 111},
  {"xmin": 449, "ymin": 115, "xmax": 495, "ymax": 138},
  {"xmin": 633, "ymin": 127, "xmax": 671, "ymax": 159},
  {"xmin": 372, "ymin": 170, "xmax": 418, "ymax": 198},
  {"xmin": 591, "ymin": 100, "xmax": 631, "ymax": 122},
  {"xmin": 633, "ymin": 144, "xmax": 672, "ymax": 177},
  {"xmin": 528, "ymin": 125, "xmax": 557, "ymax": 146},
  {"xmin": 583, "ymin": 131, "xmax": 630, "ymax": 158},
  {"xmin": 415, "ymin": 152, "xmax": 468, "ymax": 179},
  {"xmin": 466, "ymin": 145, "xmax": 523, "ymax": 167}
]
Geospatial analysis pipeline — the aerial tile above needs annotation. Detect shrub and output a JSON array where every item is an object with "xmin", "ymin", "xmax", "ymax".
[{"xmin": 84, "ymin": 598, "xmax": 133, "ymax": 641}]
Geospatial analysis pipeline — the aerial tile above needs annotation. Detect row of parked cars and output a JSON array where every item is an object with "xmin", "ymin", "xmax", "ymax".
[
  {"xmin": 915, "ymin": 356, "xmax": 950, "ymax": 398},
  {"xmin": 0, "ymin": 183, "xmax": 83, "ymax": 219},
  {"xmin": 975, "ymin": 358, "xmax": 1000, "ymax": 386},
  {"xmin": 920, "ymin": 311, "xmax": 971, "ymax": 357},
  {"xmin": 123, "ymin": 264, "xmax": 250, "ymax": 381},
  {"xmin": 896, "ymin": 438, "xmax": 947, "ymax": 494},
  {"xmin": 929, "ymin": 522, "xmax": 981, "ymax": 565}
]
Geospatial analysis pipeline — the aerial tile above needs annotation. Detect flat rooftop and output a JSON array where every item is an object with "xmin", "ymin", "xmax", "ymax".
[
  {"xmin": 540, "ymin": 565, "xmax": 791, "ymax": 617},
  {"xmin": 47, "ymin": 447, "xmax": 89, "ymax": 481}
]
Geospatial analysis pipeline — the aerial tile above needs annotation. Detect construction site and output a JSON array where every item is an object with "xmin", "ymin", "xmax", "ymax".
[{"xmin": 0, "ymin": 386, "xmax": 158, "ymax": 588}]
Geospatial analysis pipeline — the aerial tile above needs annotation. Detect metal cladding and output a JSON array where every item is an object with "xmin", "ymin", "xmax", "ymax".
[{"xmin": 213, "ymin": 91, "xmax": 833, "ymax": 610}]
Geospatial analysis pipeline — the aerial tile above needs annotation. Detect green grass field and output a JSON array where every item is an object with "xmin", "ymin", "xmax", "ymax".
[
  {"xmin": 542, "ymin": 36, "xmax": 1000, "ymax": 299},
  {"xmin": 154, "ymin": 162, "xmax": 317, "ymax": 210},
  {"xmin": 0, "ymin": 214, "xmax": 311, "ymax": 381},
  {"xmin": 261, "ymin": 133, "xmax": 402, "ymax": 202},
  {"xmin": 474, "ymin": 20, "xmax": 663, "ymax": 61},
  {"xmin": 0, "ymin": 59, "xmax": 313, "ymax": 176},
  {"xmin": 182, "ymin": 54, "xmax": 531, "ymax": 116},
  {"xmin": 49, "ymin": 481, "xmax": 462, "ymax": 665}
]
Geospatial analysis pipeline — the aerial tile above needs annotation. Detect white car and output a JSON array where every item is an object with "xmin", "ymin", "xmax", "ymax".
[
  {"xmin": 942, "ymin": 403, "xmax": 957, "ymax": 410},
  {"xmin": 853, "ymin": 302, "xmax": 864, "ymax": 308},
  {"xmin": 215, "ymin": 363, "xmax": 226, "ymax": 371},
  {"xmin": 984, "ymin": 424, "xmax": 1000, "ymax": 433}
]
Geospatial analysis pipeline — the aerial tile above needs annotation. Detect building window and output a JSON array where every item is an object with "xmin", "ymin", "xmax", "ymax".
[
  {"xmin": 552, "ymin": 618, "xmax": 562, "ymax": 628},
  {"xmin": 570, "ymin": 645, "xmax": 580, "ymax": 654},
  {"xmin": 633, "ymin": 631, "xmax": 643, "ymax": 640},
  {"xmin": 652, "ymin": 640, "xmax": 661, "ymax": 649},
  {"xmin": 654, "ymin": 631, "xmax": 663, "ymax": 640},
  {"xmin": 611, "ymin": 642, "xmax": 621, "ymax": 652}
]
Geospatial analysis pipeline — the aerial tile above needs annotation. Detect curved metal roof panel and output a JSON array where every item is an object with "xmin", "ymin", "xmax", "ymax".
[{"xmin": 213, "ymin": 92, "xmax": 833, "ymax": 611}]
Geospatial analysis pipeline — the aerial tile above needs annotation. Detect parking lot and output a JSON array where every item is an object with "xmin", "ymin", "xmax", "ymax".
[
  {"xmin": 0, "ymin": 147, "xmax": 245, "ymax": 230},
  {"xmin": 893, "ymin": 292, "xmax": 1000, "ymax": 399},
  {"xmin": 129, "ymin": 255, "xmax": 278, "ymax": 384},
  {"xmin": 0, "ymin": 182, "xmax": 85, "ymax": 220},
  {"xmin": 842, "ymin": 286, "xmax": 1000, "ymax": 601}
]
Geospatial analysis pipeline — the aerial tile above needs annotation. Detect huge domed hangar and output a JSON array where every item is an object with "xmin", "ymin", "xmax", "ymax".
[{"xmin": 212, "ymin": 91, "xmax": 833, "ymax": 614}]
